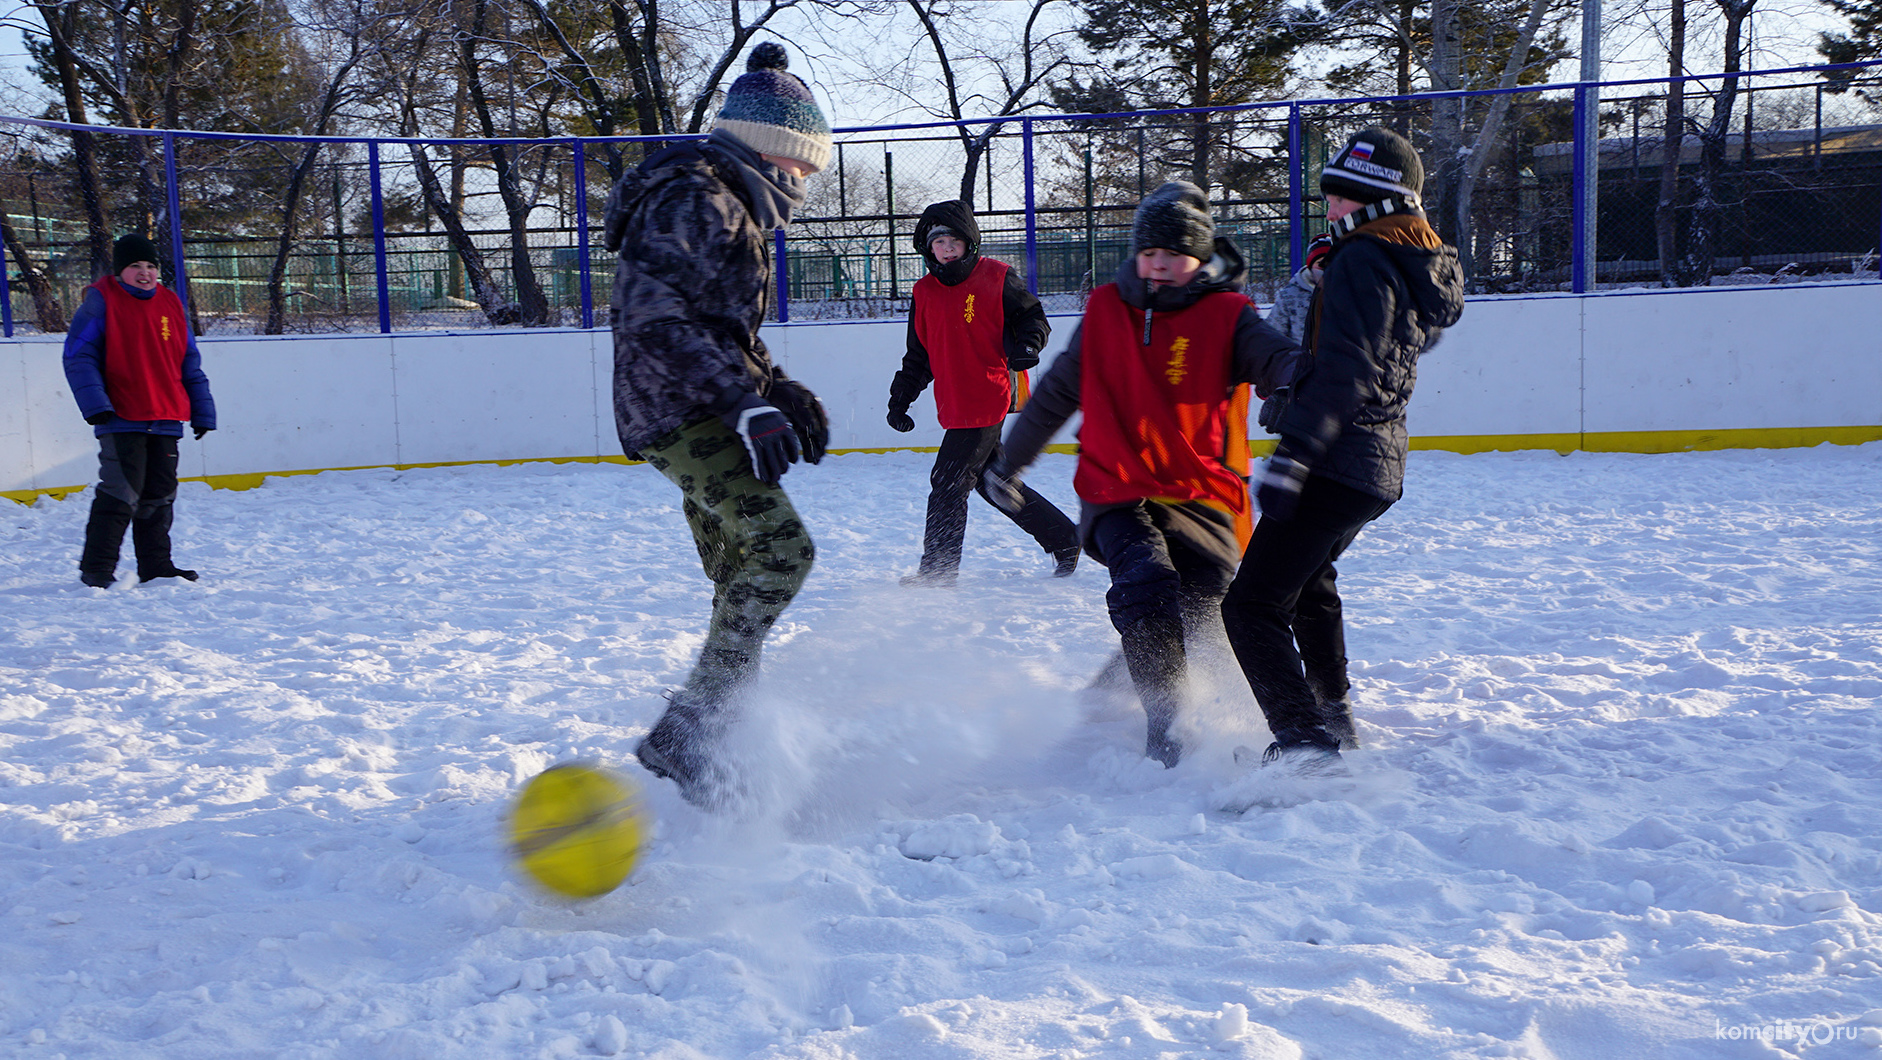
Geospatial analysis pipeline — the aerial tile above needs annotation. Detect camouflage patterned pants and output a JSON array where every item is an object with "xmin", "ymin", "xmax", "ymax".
[{"xmin": 641, "ymin": 416, "xmax": 815, "ymax": 702}]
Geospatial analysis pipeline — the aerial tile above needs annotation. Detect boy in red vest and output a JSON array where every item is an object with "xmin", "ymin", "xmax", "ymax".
[
  {"xmin": 985, "ymin": 183, "xmax": 1301, "ymax": 766},
  {"xmin": 886, "ymin": 200, "xmax": 1079, "ymax": 585},
  {"xmin": 63, "ymin": 234, "xmax": 217, "ymax": 589}
]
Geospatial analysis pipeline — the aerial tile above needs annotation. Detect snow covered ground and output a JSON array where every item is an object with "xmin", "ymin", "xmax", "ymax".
[{"xmin": 2, "ymin": 444, "xmax": 1880, "ymax": 1059}]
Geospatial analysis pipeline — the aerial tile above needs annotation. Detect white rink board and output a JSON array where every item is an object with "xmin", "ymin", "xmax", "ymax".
[{"xmin": 4, "ymin": 282, "xmax": 1879, "ymax": 495}]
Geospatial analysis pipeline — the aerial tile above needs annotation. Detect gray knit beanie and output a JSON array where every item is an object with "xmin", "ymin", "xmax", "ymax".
[{"xmin": 1131, "ymin": 182, "xmax": 1216, "ymax": 261}]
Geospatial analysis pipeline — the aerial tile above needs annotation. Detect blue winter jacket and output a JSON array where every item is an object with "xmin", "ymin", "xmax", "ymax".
[{"xmin": 62, "ymin": 280, "xmax": 217, "ymax": 438}]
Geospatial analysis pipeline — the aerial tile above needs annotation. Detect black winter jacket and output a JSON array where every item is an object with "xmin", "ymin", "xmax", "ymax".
[{"xmin": 1276, "ymin": 213, "xmax": 1464, "ymax": 501}]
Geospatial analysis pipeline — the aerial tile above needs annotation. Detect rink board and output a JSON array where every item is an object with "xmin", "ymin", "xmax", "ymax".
[{"xmin": 5, "ymin": 282, "xmax": 1880, "ymax": 499}]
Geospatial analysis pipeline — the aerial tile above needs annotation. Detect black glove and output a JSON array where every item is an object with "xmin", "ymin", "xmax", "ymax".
[
  {"xmin": 1255, "ymin": 450, "xmax": 1310, "ymax": 522},
  {"xmin": 769, "ymin": 380, "xmax": 828, "ymax": 464},
  {"xmin": 887, "ymin": 406, "xmax": 915, "ymax": 433},
  {"xmin": 85, "ymin": 411, "xmax": 112, "ymax": 426},
  {"xmin": 981, "ymin": 459, "xmax": 1026, "ymax": 515},
  {"xmin": 193, "ymin": 426, "xmax": 212, "ymax": 440},
  {"xmin": 1256, "ymin": 387, "xmax": 1290, "ymax": 435},
  {"xmin": 1008, "ymin": 346, "xmax": 1040, "ymax": 372},
  {"xmin": 721, "ymin": 393, "xmax": 800, "ymax": 484}
]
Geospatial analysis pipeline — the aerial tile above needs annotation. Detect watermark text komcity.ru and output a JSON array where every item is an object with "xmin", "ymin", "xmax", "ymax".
[{"xmin": 1715, "ymin": 1017, "xmax": 1875, "ymax": 1046}]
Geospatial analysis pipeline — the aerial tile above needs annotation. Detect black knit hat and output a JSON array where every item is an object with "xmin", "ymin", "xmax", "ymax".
[
  {"xmin": 1320, "ymin": 127, "xmax": 1423, "ymax": 205},
  {"xmin": 113, "ymin": 233, "xmax": 162, "ymax": 274},
  {"xmin": 1131, "ymin": 181, "xmax": 1215, "ymax": 261}
]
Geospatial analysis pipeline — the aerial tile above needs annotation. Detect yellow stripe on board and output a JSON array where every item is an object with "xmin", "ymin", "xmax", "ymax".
[{"xmin": 7, "ymin": 427, "xmax": 1877, "ymax": 505}]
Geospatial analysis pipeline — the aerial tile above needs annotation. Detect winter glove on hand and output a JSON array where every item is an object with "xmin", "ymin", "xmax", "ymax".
[
  {"xmin": 721, "ymin": 393, "xmax": 801, "ymax": 485},
  {"xmin": 1255, "ymin": 450, "xmax": 1310, "ymax": 522},
  {"xmin": 769, "ymin": 380, "xmax": 829, "ymax": 464},
  {"xmin": 886, "ymin": 405, "xmax": 915, "ymax": 433},
  {"xmin": 84, "ymin": 411, "xmax": 113, "ymax": 426},
  {"xmin": 1007, "ymin": 346, "xmax": 1040, "ymax": 372},
  {"xmin": 193, "ymin": 426, "xmax": 212, "ymax": 440},
  {"xmin": 1256, "ymin": 387, "xmax": 1290, "ymax": 435},
  {"xmin": 981, "ymin": 459, "xmax": 1027, "ymax": 515}
]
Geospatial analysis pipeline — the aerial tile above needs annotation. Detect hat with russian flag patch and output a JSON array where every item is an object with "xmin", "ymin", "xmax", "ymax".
[{"xmin": 1320, "ymin": 126, "xmax": 1423, "ymax": 205}]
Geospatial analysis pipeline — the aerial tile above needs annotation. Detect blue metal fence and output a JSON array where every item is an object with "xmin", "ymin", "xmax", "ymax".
[{"xmin": 4, "ymin": 60, "xmax": 1882, "ymax": 338}]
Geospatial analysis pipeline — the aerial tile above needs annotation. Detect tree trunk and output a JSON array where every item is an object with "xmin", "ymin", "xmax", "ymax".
[
  {"xmin": 34, "ymin": 2, "xmax": 113, "ymax": 277},
  {"xmin": 1453, "ymin": 0, "xmax": 1554, "ymax": 283},
  {"xmin": 1682, "ymin": 0, "xmax": 1756, "ymax": 286},
  {"xmin": 0, "ymin": 216, "xmax": 67, "ymax": 330},
  {"xmin": 1424, "ymin": 0, "xmax": 1465, "ymax": 244},
  {"xmin": 265, "ymin": 142, "xmax": 323, "ymax": 334},
  {"xmin": 1656, "ymin": 0, "xmax": 1686, "ymax": 286}
]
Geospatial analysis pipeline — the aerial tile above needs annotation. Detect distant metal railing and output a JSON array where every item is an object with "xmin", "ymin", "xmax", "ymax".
[{"xmin": 4, "ymin": 59, "xmax": 1882, "ymax": 338}]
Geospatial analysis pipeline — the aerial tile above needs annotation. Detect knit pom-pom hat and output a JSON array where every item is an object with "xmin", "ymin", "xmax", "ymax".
[{"xmin": 713, "ymin": 42, "xmax": 833, "ymax": 175}]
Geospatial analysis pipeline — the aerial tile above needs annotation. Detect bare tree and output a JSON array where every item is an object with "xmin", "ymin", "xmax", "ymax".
[{"xmin": 892, "ymin": 0, "xmax": 1076, "ymax": 203}]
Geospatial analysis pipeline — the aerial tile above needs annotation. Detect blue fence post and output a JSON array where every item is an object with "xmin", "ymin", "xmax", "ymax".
[
  {"xmin": 1023, "ymin": 119, "xmax": 1038, "ymax": 295},
  {"xmin": 163, "ymin": 134, "xmax": 191, "ymax": 321},
  {"xmin": 0, "ymin": 232, "xmax": 13, "ymax": 337},
  {"xmin": 368, "ymin": 141, "xmax": 392, "ymax": 334},
  {"xmin": 572, "ymin": 139, "xmax": 594, "ymax": 329},
  {"xmin": 1570, "ymin": 86, "xmax": 1589, "ymax": 294},
  {"xmin": 775, "ymin": 228, "xmax": 789, "ymax": 323},
  {"xmin": 1287, "ymin": 104, "xmax": 1303, "ymax": 273}
]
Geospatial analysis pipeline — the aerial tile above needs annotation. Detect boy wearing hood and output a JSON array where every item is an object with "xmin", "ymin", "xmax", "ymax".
[
  {"xmin": 1221, "ymin": 127, "xmax": 1465, "ymax": 770},
  {"xmin": 886, "ymin": 200, "xmax": 1079, "ymax": 584},
  {"xmin": 602, "ymin": 43, "xmax": 833, "ymax": 809},
  {"xmin": 984, "ymin": 182, "xmax": 1303, "ymax": 767}
]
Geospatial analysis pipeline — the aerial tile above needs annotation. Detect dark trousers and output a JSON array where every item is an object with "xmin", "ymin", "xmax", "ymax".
[
  {"xmin": 1221, "ymin": 476, "xmax": 1393, "ymax": 747},
  {"xmin": 80, "ymin": 432, "xmax": 182, "ymax": 580},
  {"xmin": 917, "ymin": 424, "xmax": 1076, "ymax": 576},
  {"xmin": 1090, "ymin": 501, "xmax": 1241, "ymax": 762}
]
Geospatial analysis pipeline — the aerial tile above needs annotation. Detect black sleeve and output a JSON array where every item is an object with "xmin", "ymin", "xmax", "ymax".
[
  {"xmin": 1000, "ymin": 268, "xmax": 1050, "ymax": 370},
  {"xmin": 889, "ymin": 316, "xmax": 934, "ymax": 412},
  {"xmin": 1230, "ymin": 305, "xmax": 1307, "ymax": 400},
  {"xmin": 999, "ymin": 321, "xmax": 1083, "ymax": 473},
  {"xmin": 1276, "ymin": 243, "xmax": 1395, "ymax": 467}
]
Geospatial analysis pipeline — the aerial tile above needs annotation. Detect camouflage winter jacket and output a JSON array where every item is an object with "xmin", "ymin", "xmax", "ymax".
[{"xmin": 603, "ymin": 141, "xmax": 789, "ymax": 457}]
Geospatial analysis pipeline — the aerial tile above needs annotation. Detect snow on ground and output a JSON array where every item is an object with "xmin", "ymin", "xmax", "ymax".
[{"xmin": 2, "ymin": 444, "xmax": 1881, "ymax": 1059}]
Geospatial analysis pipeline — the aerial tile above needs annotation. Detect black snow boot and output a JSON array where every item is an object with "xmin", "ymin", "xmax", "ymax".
[
  {"xmin": 1120, "ymin": 612, "xmax": 1187, "ymax": 767},
  {"xmin": 635, "ymin": 690, "xmax": 726, "ymax": 810},
  {"xmin": 1318, "ymin": 699, "xmax": 1359, "ymax": 750}
]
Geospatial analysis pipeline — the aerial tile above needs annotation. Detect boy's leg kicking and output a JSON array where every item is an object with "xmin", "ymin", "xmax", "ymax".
[{"xmin": 636, "ymin": 417, "xmax": 814, "ymax": 803}]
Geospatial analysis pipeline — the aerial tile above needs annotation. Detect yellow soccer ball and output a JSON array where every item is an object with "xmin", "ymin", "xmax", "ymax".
[{"xmin": 507, "ymin": 762, "xmax": 647, "ymax": 898}]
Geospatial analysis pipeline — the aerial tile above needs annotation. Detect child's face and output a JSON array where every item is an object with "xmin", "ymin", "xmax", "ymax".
[
  {"xmin": 1325, "ymin": 194, "xmax": 1364, "ymax": 222},
  {"xmin": 118, "ymin": 261, "xmax": 161, "ymax": 291},
  {"xmin": 930, "ymin": 234, "xmax": 967, "ymax": 264},
  {"xmin": 761, "ymin": 153, "xmax": 813, "ymax": 180},
  {"xmin": 1136, "ymin": 247, "xmax": 1204, "ymax": 286}
]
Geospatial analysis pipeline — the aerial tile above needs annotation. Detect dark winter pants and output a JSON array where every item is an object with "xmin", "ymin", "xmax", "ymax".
[
  {"xmin": 1221, "ymin": 475, "xmax": 1393, "ymax": 750},
  {"xmin": 916, "ymin": 425, "xmax": 1076, "ymax": 577},
  {"xmin": 1089, "ymin": 501, "xmax": 1241, "ymax": 764},
  {"xmin": 640, "ymin": 416, "xmax": 815, "ymax": 706},
  {"xmin": 80, "ymin": 432, "xmax": 182, "ymax": 582}
]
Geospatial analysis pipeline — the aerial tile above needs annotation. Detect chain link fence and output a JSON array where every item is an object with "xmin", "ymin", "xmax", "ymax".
[{"xmin": 4, "ymin": 68, "xmax": 1880, "ymax": 337}]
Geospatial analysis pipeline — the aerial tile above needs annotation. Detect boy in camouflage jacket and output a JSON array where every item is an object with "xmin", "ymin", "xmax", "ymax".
[{"xmin": 603, "ymin": 43, "xmax": 833, "ymax": 809}]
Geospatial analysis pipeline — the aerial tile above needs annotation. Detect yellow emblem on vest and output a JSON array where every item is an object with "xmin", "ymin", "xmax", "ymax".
[
  {"xmin": 161, "ymin": 316, "xmax": 173, "ymax": 342},
  {"xmin": 963, "ymin": 293, "xmax": 976, "ymax": 325},
  {"xmin": 1164, "ymin": 335, "xmax": 1190, "ymax": 385}
]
